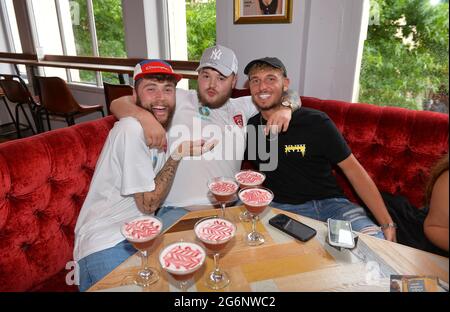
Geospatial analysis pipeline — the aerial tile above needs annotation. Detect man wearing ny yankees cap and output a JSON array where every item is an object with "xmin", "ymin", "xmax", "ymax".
[
  {"xmin": 74, "ymin": 59, "xmax": 215, "ymax": 291},
  {"xmin": 110, "ymin": 45, "xmax": 301, "ymax": 228}
]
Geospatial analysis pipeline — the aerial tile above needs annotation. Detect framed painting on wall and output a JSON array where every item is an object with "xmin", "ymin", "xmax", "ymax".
[{"xmin": 234, "ymin": 0, "xmax": 293, "ymax": 24}]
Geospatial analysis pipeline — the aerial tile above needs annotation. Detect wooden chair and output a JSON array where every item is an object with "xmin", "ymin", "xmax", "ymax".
[
  {"xmin": 0, "ymin": 75, "xmax": 40, "ymax": 138},
  {"xmin": 103, "ymin": 82, "xmax": 133, "ymax": 115},
  {"xmin": 35, "ymin": 76, "xmax": 104, "ymax": 130}
]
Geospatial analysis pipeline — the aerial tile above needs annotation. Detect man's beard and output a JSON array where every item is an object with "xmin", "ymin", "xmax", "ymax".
[
  {"xmin": 136, "ymin": 96, "xmax": 173, "ymax": 128},
  {"xmin": 253, "ymin": 95, "xmax": 282, "ymax": 111},
  {"xmin": 197, "ymin": 88, "xmax": 232, "ymax": 109}
]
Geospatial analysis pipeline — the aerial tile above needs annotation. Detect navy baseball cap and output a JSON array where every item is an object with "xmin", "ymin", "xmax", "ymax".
[{"xmin": 244, "ymin": 57, "xmax": 287, "ymax": 77}]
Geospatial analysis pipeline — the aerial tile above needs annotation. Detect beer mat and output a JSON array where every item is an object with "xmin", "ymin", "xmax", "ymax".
[{"xmin": 390, "ymin": 275, "xmax": 448, "ymax": 292}]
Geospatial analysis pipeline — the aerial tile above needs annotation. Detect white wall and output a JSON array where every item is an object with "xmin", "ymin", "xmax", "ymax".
[
  {"xmin": 217, "ymin": 0, "xmax": 307, "ymax": 92},
  {"xmin": 303, "ymin": 0, "xmax": 367, "ymax": 101},
  {"xmin": 217, "ymin": 0, "xmax": 368, "ymax": 102}
]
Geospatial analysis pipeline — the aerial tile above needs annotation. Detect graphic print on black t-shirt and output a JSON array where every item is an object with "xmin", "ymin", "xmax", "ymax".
[{"xmin": 245, "ymin": 108, "xmax": 352, "ymax": 204}]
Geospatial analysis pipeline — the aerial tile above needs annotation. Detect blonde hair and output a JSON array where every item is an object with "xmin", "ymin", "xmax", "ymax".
[{"xmin": 425, "ymin": 153, "xmax": 449, "ymax": 207}]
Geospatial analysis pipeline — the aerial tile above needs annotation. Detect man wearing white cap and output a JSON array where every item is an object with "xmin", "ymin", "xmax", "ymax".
[
  {"xmin": 74, "ymin": 60, "xmax": 215, "ymax": 291},
  {"xmin": 110, "ymin": 45, "xmax": 300, "ymax": 227}
]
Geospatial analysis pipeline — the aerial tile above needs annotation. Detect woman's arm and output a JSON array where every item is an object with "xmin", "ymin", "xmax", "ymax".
[{"xmin": 424, "ymin": 170, "xmax": 449, "ymax": 251}]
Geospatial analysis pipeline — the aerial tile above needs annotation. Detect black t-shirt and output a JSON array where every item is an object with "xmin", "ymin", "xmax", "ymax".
[{"xmin": 245, "ymin": 107, "xmax": 352, "ymax": 204}]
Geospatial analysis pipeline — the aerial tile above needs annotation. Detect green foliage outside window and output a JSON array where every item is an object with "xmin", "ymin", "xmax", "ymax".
[
  {"xmin": 71, "ymin": 0, "xmax": 126, "ymax": 84},
  {"xmin": 186, "ymin": 0, "xmax": 217, "ymax": 89},
  {"xmin": 360, "ymin": 0, "xmax": 449, "ymax": 111}
]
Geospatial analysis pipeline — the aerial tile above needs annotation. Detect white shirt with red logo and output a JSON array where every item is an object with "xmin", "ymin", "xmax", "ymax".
[{"xmin": 164, "ymin": 89, "xmax": 257, "ymax": 209}]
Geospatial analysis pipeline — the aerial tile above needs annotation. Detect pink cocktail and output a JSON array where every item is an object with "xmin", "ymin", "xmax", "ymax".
[
  {"xmin": 207, "ymin": 177, "xmax": 238, "ymax": 217},
  {"xmin": 194, "ymin": 216, "xmax": 236, "ymax": 289},
  {"xmin": 121, "ymin": 216, "xmax": 162, "ymax": 287},
  {"xmin": 235, "ymin": 170, "xmax": 266, "ymax": 188},
  {"xmin": 159, "ymin": 241, "xmax": 206, "ymax": 291},
  {"xmin": 235, "ymin": 170, "xmax": 266, "ymax": 222},
  {"xmin": 238, "ymin": 187, "xmax": 273, "ymax": 246}
]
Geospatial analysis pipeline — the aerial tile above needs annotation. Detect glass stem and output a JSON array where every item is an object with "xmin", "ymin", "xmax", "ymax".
[
  {"xmin": 180, "ymin": 280, "xmax": 188, "ymax": 292},
  {"xmin": 251, "ymin": 215, "xmax": 257, "ymax": 234},
  {"xmin": 141, "ymin": 250, "xmax": 149, "ymax": 271},
  {"xmin": 221, "ymin": 203, "xmax": 226, "ymax": 218},
  {"xmin": 213, "ymin": 252, "xmax": 221, "ymax": 274}
]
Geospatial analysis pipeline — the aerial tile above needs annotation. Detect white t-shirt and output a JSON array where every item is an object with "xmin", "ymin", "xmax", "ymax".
[
  {"xmin": 164, "ymin": 89, "xmax": 257, "ymax": 209},
  {"xmin": 74, "ymin": 117, "xmax": 166, "ymax": 261}
]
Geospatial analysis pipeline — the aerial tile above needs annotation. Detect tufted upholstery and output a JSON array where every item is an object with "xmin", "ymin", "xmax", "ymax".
[
  {"xmin": 0, "ymin": 116, "xmax": 116, "ymax": 292},
  {"xmin": 301, "ymin": 97, "xmax": 449, "ymax": 208},
  {"xmin": 0, "ymin": 96, "xmax": 448, "ymax": 292}
]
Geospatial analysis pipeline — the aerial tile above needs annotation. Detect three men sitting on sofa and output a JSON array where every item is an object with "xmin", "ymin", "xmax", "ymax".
[{"xmin": 110, "ymin": 55, "xmax": 397, "ymax": 242}]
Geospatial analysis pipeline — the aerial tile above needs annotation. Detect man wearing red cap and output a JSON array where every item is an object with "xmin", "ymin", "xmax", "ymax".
[
  {"xmin": 74, "ymin": 60, "xmax": 216, "ymax": 291},
  {"xmin": 110, "ymin": 45, "xmax": 300, "ymax": 228}
]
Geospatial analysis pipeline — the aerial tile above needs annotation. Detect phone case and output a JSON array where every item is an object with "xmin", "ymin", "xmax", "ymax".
[{"xmin": 326, "ymin": 218, "xmax": 356, "ymax": 249}]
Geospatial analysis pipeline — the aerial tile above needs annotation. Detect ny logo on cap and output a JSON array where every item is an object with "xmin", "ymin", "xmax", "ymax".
[{"xmin": 210, "ymin": 48, "xmax": 222, "ymax": 61}]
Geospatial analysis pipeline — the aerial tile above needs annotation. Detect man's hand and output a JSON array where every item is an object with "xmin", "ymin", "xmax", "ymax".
[
  {"xmin": 264, "ymin": 107, "xmax": 292, "ymax": 135},
  {"xmin": 171, "ymin": 139, "xmax": 218, "ymax": 160},
  {"xmin": 139, "ymin": 112, "xmax": 167, "ymax": 151},
  {"xmin": 382, "ymin": 227, "xmax": 397, "ymax": 242}
]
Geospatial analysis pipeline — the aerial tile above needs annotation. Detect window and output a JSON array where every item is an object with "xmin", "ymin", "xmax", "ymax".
[
  {"xmin": 2, "ymin": 0, "xmax": 26, "ymax": 75},
  {"xmin": 31, "ymin": 0, "xmax": 67, "ymax": 80},
  {"xmin": 29, "ymin": 0, "xmax": 126, "ymax": 86},
  {"xmin": 359, "ymin": 0, "xmax": 449, "ymax": 113},
  {"xmin": 167, "ymin": 0, "xmax": 216, "ymax": 89}
]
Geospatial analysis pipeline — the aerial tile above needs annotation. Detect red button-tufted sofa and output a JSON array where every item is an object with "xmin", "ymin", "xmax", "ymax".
[{"xmin": 0, "ymin": 98, "xmax": 448, "ymax": 292}]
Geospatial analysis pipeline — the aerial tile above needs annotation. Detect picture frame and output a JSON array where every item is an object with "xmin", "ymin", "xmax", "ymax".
[{"xmin": 234, "ymin": 0, "xmax": 293, "ymax": 24}]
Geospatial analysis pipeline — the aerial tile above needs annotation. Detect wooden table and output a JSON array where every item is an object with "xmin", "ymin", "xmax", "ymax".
[{"xmin": 88, "ymin": 206, "xmax": 449, "ymax": 292}]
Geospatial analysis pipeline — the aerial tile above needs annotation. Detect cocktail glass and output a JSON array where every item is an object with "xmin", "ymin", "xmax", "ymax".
[
  {"xmin": 207, "ymin": 177, "xmax": 238, "ymax": 218},
  {"xmin": 234, "ymin": 170, "xmax": 266, "ymax": 222},
  {"xmin": 120, "ymin": 215, "xmax": 162, "ymax": 287},
  {"xmin": 194, "ymin": 216, "xmax": 236, "ymax": 290},
  {"xmin": 159, "ymin": 241, "xmax": 206, "ymax": 291},
  {"xmin": 238, "ymin": 187, "xmax": 273, "ymax": 246}
]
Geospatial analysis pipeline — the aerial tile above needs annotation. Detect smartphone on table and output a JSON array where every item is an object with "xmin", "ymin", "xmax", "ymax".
[
  {"xmin": 269, "ymin": 214, "xmax": 317, "ymax": 242},
  {"xmin": 327, "ymin": 218, "xmax": 356, "ymax": 249}
]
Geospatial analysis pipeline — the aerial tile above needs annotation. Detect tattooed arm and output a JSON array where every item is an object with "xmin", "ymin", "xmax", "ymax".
[
  {"xmin": 134, "ymin": 140, "xmax": 217, "ymax": 214},
  {"xmin": 134, "ymin": 156, "xmax": 181, "ymax": 214}
]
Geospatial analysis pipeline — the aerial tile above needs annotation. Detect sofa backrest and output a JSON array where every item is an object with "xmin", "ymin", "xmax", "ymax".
[
  {"xmin": 0, "ymin": 116, "xmax": 115, "ymax": 291},
  {"xmin": 301, "ymin": 96, "xmax": 449, "ymax": 208}
]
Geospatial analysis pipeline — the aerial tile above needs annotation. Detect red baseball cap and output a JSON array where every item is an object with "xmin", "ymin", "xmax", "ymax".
[{"xmin": 133, "ymin": 59, "xmax": 182, "ymax": 82}]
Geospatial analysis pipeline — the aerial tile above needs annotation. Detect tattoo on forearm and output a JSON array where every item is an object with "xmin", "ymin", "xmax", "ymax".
[{"xmin": 138, "ymin": 157, "xmax": 180, "ymax": 214}]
